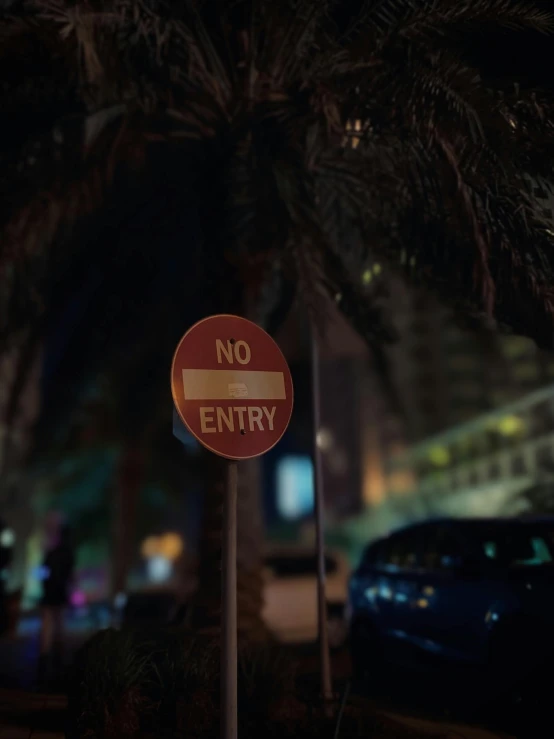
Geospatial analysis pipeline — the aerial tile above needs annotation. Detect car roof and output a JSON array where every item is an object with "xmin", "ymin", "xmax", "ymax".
[
  {"xmin": 264, "ymin": 545, "xmax": 342, "ymax": 558},
  {"xmin": 381, "ymin": 516, "xmax": 554, "ymax": 540}
]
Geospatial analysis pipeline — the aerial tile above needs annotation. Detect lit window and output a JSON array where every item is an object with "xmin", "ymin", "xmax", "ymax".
[
  {"xmin": 276, "ymin": 456, "xmax": 314, "ymax": 520},
  {"xmin": 147, "ymin": 555, "xmax": 172, "ymax": 583},
  {"xmin": 158, "ymin": 533, "xmax": 184, "ymax": 560},
  {"xmin": 343, "ymin": 119, "xmax": 363, "ymax": 149},
  {"xmin": 429, "ymin": 447, "xmax": 450, "ymax": 467},
  {"xmin": 362, "ymin": 269, "xmax": 372, "ymax": 285},
  {"xmin": 497, "ymin": 415, "xmax": 524, "ymax": 437}
]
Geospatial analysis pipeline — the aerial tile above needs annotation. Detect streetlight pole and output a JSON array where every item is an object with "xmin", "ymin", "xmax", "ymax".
[{"xmin": 311, "ymin": 328, "xmax": 333, "ymax": 702}]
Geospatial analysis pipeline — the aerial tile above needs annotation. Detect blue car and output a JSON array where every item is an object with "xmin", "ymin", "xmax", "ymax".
[{"xmin": 347, "ymin": 517, "xmax": 554, "ymax": 685}]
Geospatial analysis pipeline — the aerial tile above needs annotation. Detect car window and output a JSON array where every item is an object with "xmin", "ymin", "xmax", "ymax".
[
  {"xmin": 381, "ymin": 530, "xmax": 421, "ymax": 570},
  {"xmin": 360, "ymin": 541, "xmax": 382, "ymax": 569},
  {"xmin": 421, "ymin": 525, "xmax": 465, "ymax": 571},
  {"xmin": 478, "ymin": 526, "xmax": 554, "ymax": 567},
  {"xmin": 265, "ymin": 554, "xmax": 338, "ymax": 577}
]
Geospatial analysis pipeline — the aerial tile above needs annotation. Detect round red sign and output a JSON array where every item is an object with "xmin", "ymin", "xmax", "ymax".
[{"xmin": 171, "ymin": 314, "xmax": 294, "ymax": 460}]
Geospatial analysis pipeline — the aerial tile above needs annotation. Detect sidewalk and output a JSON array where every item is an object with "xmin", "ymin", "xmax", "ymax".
[
  {"xmin": 0, "ymin": 614, "xmax": 90, "ymax": 737},
  {"xmin": 0, "ymin": 688, "xmax": 515, "ymax": 739},
  {"xmin": 0, "ymin": 614, "xmax": 92, "ymax": 690},
  {"xmin": 386, "ymin": 713, "xmax": 515, "ymax": 739},
  {"xmin": 0, "ymin": 688, "xmax": 66, "ymax": 738}
]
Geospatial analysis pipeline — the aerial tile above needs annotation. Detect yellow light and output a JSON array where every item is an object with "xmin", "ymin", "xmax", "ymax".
[
  {"xmin": 497, "ymin": 415, "xmax": 524, "ymax": 437},
  {"xmin": 141, "ymin": 533, "xmax": 184, "ymax": 561},
  {"xmin": 159, "ymin": 533, "xmax": 184, "ymax": 561},
  {"xmin": 429, "ymin": 446, "xmax": 450, "ymax": 466},
  {"xmin": 373, "ymin": 263, "xmax": 382, "ymax": 275},
  {"xmin": 362, "ymin": 269, "xmax": 372, "ymax": 285},
  {"xmin": 416, "ymin": 598, "xmax": 429, "ymax": 609},
  {"xmin": 344, "ymin": 119, "xmax": 363, "ymax": 149},
  {"xmin": 141, "ymin": 536, "xmax": 159, "ymax": 559}
]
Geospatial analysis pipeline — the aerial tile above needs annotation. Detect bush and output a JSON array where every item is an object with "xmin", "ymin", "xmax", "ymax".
[
  {"xmin": 66, "ymin": 628, "xmax": 436, "ymax": 739},
  {"xmin": 67, "ymin": 627, "xmax": 307, "ymax": 739}
]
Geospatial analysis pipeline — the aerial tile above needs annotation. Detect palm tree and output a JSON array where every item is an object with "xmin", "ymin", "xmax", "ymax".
[{"xmin": 2, "ymin": 0, "xmax": 554, "ymax": 642}]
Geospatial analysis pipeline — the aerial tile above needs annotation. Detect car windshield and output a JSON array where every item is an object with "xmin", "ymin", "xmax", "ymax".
[{"xmin": 474, "ymin": 524, "xmax": 554, "ymax": 568}]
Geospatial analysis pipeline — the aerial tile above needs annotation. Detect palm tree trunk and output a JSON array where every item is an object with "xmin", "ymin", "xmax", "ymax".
[
  {"xmin": 111, "ymin": 445, "xmax": 144, "ymax": 598},
  {"xmin": 236, "ymin": 455, "xmax": 266, "ymax": 640},
  {"xmin": 190, "ymin": 269, "xmax": 283, "ymax": 642},
  {"xmin": 192, "ymin": 452, "xmax": 267, "ymax": 642}
]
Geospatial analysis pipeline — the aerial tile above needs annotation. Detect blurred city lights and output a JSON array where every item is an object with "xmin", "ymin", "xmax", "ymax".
[
  {"xmin": 141, "ymin": 533, "xmax": 184, "ymax": 561},
  {"xmin": 0, "ymin": 528, "xmax": 15, "ymax": 547},
  {"xmin": 147, "ymin": 555, "xmax": 172, "ymax": 583},
  {"xmin": 158, "ymin": 533, "xmax": 184, "ymax": 561},
  {"xmin": 70, "ymin": 590, "xmax": 87, "ymax": 608},
  {"xmin": 362, "ymin": 264, "xmax": 382, "ymax": 286},
  {"xmin": 428, "ymin": 446, "xmax": 450, "ymax": 466},
  {"xmin": 362, "ymin": 269, "xmax": 372, "ymax": 285},
  {"xmin": 141, "ymin": 536, "xmax": 159, "ymax": 559},
  {"xmin": 497, "ymin": 415, "xmax": 524, "ymax": 436},
  {"xmin": 276, "ymin": 455, "xmax": 314, "ymax": 520},
  {"xmin": 316, "ymin": 428, "xmax": 333, "ymax": 451}
]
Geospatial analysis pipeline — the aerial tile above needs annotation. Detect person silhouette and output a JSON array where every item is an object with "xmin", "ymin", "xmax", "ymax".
[
  {"xmin": 38, "ymin": 522, "xmax": 75, "ymax": 684},
  {"xmin": 0, "ymin": 517, "xmax": 14, "ymax": 637}
]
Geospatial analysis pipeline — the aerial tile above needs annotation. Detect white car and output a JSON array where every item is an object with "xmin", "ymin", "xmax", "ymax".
[{"xmin": 262, "ymin": 546, "xmax": 350, "ymax": 646}]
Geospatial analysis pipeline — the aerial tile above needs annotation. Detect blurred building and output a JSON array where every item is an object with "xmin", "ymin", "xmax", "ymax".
[
  {"xmin": 387, "ymin": 383, "xmax": 554, "ymax": 514},
  {"xmin": 268, "ymin": 185, "xmax": 554, "ymax": 545},
  {"xmin": 272, "ymin": 300, "xmax": 411, "ymax": 527},
  {"xmin": 379, "ymin": 186, "xmax": 554, "ymax": 504}
]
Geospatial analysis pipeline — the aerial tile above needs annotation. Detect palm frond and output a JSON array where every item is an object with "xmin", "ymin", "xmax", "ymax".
[
  {"xmin": 354, "ymin": 0, "xmax": 554, "ymax": 50},
  {"xmin": 1, "ymin": 0, "xmax": 554, "ymax": 432}
]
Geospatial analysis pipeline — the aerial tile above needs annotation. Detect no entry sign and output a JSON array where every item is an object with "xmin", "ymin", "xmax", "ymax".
[{"xmin": 171, "ymin": 314, "xmax": 294, "ymax": 460}]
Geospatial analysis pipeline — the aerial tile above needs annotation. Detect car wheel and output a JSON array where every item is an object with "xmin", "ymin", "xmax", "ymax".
[
  {"xmin": 487, "ymin": 617, "xmax": 550, "ymax": 730},
  {"xmin": 488, "ymin": 617, "xmax": 540, "ymax": 679},
  {"xmin": 350, "ymin": 618, "xmax": 384, "ymax": 689}
]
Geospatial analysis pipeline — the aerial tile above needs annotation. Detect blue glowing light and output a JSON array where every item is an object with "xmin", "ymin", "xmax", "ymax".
[{"xmin": 276, "ymin": 455, "xmax": 314, "ymax": 520}]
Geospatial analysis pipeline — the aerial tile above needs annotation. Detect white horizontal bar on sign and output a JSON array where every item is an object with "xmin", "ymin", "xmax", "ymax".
[{"xmin": 182, "ymin": 369, "xmax": 286, "ymax": 401}]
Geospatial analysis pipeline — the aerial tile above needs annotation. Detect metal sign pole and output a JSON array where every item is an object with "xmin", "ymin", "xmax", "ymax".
[
  {"xmin": 222, "ymin": 459, "xmax": 238, "ymax": 739},
  {"xmin": 311, "ymin": 329, "xmax": 333, "ymax": 702},
  {"xmin": 171, "ymin": 315, "xmax": 294, "ymax": 739}
]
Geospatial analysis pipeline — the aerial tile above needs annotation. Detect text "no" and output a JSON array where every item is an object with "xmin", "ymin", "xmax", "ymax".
[{"xmin": 216, "ymin": 339, "xmax": 251, "ymax": 365}]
